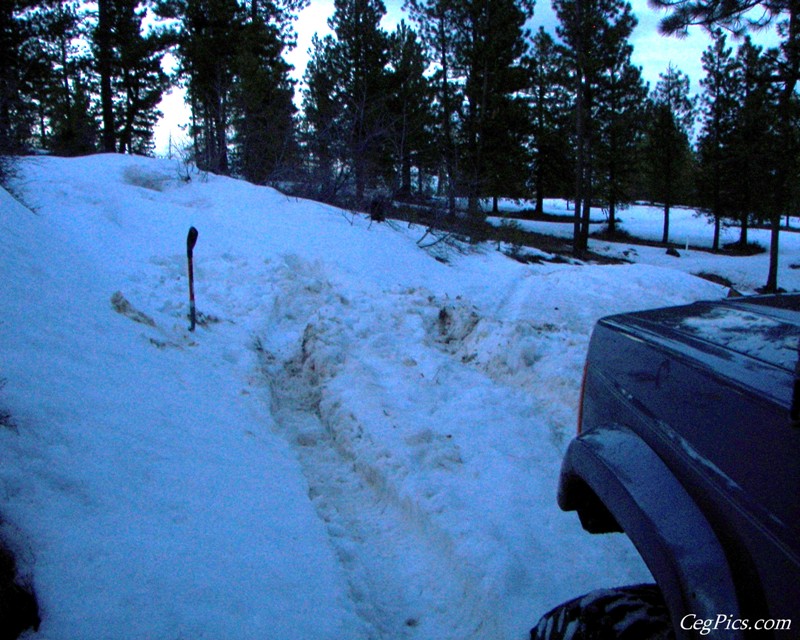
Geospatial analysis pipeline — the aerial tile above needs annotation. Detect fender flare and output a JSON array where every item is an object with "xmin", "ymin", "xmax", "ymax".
[{"xmin": 558, "ymin": 424, "xmax": 743, "ymax": 639}]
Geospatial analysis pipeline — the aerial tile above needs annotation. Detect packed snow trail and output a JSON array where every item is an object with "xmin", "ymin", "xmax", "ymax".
[
  {"xmin": 266, "ymin": 357, "xmax": 501, "ymax": 639},
  {"xmin": 254, "ymin": 254, "xmax": 664, "ymax": 639},
  {"xmin": 257, "ymin": 258, "xmax": 500, "ymax": 638}
]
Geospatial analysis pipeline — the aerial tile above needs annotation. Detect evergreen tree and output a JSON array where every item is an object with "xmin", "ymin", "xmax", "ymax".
[
  {"xmin": 483, "ymin": 87, "xmax": 532, "ymax": 213},
  {"xmin": 95, "ymin": 0, "xmax": 116, "ymax": 151},
  {"xmin": 1, "ymin": 0, "xmax": 95, "ymax": 157},
  {"xmin": 111, "ymin": 0, "xmax": 170, "ymax": 154},
  {"xmin": 594, "ymin": 37, "xmax": 648, "ymax": 235},
  {"xmin": 553, "ymin": 0, "xmax": 639, "ymax": 255},
  {"xmin": 329, "ymin": 0, "xmax": 391, "ymax": 202},
  {"xmin": 302, "ymin": 0, "xmax": 391, "ymax": 202},
  {"xmin": 696, "ymin": 30, "xmax": 739, "ymax": 250},
  {"xmin": 646, "ymin": 64, "xmax": 695, "ymax": 244},
  {"xmin": 159, "ymin": 0, "xmax": 244, "ymax": 173},
  {"xmin": 650, "ymin": 0, "xmax": 799, "ymax": 290},
  {"xmin": 33, "ymin": 0, "xmax": 98, "ymax": 155},
  {"xmin": 159, "ymin": 0, "xmax": 304, "ymax": 175},
  {"xmin": 0, "ymin": 0, "xmax": 34, "ymax": 158},
  {"xmin": 50, "ymin": 74, "xmax": 99, "ymax": 155},
  {"xmin": 525, "ymin": 28, "xmax": 573, "ymax": 216},
  {"xmin": 302, "ymin": 34, "xmax": 348, "ymax": 197},
  {"xmin": 386, "ymin": 21, "xmax": 434, "ymax": 198},
  {"xmin": 231, "ymin": 0, "xmax": 299, "ymax": 184},
  {"xmin": 453, "ymin": 0, "xmax": 534, "ymax": 217},
  {"xmin": 406, "ymin": 0, "xmax": 461, "ymax": 215},
  {"xmin": 729, "ymin": 37, "xmax": 779, "ymax": 247}
]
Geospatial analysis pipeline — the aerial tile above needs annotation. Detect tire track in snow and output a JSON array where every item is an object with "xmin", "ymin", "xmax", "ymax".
[{"xmin": 260, "ymin": 345, "xmax": 503, "ymax": 640}]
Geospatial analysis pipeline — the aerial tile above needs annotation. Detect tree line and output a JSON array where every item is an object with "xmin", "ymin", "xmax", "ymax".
[{"xmin": 1, "ymin": 0, "xmax": 798, "ymax": 289}]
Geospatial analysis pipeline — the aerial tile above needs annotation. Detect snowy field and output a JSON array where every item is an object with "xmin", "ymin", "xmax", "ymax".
[
  {"xmin": 490, "ymin": 198, "xmax": 800, "ymax": 294},
  {"xmin": 0, "ymin": 155, "xmax": 793, "ymax": 639}
]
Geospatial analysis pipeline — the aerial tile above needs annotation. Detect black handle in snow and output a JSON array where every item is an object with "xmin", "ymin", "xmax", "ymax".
[{"xmin": 187, "ymin": 227, "xmax": 198, "ymax": 331}]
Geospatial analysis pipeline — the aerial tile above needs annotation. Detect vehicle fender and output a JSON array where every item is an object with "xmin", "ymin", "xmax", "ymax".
[{"xmin": 558, "ymin": 424, "xmax": 743, "ymax": 639}]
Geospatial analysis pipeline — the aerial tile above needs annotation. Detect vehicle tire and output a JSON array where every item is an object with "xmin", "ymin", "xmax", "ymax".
[{"xmin": 530, "ymin": 584, "xmax": 675, "ymax": 640}]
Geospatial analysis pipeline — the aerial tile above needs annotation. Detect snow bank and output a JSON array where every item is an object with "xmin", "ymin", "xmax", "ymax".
[
  {"xmin": 0, "ymin": 159, "xmax": 362, "ymax": 639},
  {"xmin": 1, "ymin": 155, "xmax": 729, "ymax": 639}
]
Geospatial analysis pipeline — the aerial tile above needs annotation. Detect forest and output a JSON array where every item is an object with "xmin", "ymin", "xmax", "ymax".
[{"xmin": 0, "ymin": 0, "xmax": 798, "ymax": 288}]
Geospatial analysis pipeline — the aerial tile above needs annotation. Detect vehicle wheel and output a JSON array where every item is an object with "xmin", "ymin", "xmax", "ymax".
[{"xmin": 530, "ymin": 584, "xmax": 675, "ymax": 640}]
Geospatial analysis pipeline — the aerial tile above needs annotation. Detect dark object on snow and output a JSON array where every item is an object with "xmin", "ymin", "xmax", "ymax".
[
  {"xmin": 368, "ymin": 195, "xmax": 389, "ymax": 222},
  {"xmin": 187, "ymin": 227, "xmax": 199, "ymax": 331},
  {"xmin": 665, "ymin": 246, "xmax": 680, "ymax": 257},
  {"xmin": 540, "ymin": 294, "xmax": 800, "ymax": 638},
  {"xmin": 0, "ymin": 542, "xmax": 39, "ymax": 639},
  {"xmin": 531, "ymin": 584, "xmax": 673, "ymax": 640}
]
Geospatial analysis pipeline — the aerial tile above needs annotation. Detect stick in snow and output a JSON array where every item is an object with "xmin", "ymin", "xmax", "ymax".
[{"xmin": 187, "ymin": 226, "xmax": 199, "ymax": 331}]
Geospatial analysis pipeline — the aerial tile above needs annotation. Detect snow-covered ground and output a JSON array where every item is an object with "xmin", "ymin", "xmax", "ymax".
[
  {"xmin": 0, "ymin": 155, "xmax": 789, "ymax": 639},
  {"xmin": 490, "ymin": 198, "xmax": 800, "ymax": 294}
]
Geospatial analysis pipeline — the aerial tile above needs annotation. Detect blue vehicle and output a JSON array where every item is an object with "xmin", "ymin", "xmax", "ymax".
[{"xmin": 533, "ymin": 295, "xmax": 800, "ymax": 639}]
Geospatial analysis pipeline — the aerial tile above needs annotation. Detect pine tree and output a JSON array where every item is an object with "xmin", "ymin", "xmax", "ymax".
[
  {"xmin": 594, "ymin": 37, "xmax": 648, "ymax": 235},
  {"xmin": 483, "ymin": 88, "xmax": 531, "ymax": 213},
  {"xmin": 453, "ymin": 0, "xmax": 534, "ymax": 217},
  {"xmin": 32, "ymin": 0, "xmax": 99, "ymax": 155},
  {"xmin": 728, "ymin": 37, "xmax": 778, "ymax": 247},
  {"xmin": 302, "ymin": 0, "xmax": 391, "ymax": 202},
  {"xmin": 95, "ymin": 0, "xmax": 116, "ymax": 151},
  {"xmin": 159, "ymin": 0, "xmax": 244, "ymax": 173},
  {"xmin": 50, "ymin": 75, "xmax": 99, "ymax": 155},
  {"xmin": 231, "ymin": 0, "xmax": 299, "ymax": 184},
  {"xmin": 1, "ymin": 0, "xmax": 96, "ymax": 157},
  {"xmin": 386, "ymin": 21, "xmax": 434, "ymax": 198},
  {"xmin": 111, "ymin": 0, "xmax": 170, "ymax": 154},
  {"xmin": 302, "ymin": 34, "xmax": 348, "ymax": 197},
  {"xmin": 405, "ymin": 0, "xmax": 461, "ymax": 215},
  {"xmin": 0, "ymin": 0, "xmax": 31, "ymax": 158},
  {"xmin": 696, "ymin": 30, "xmax": 739, "ymax": 250},
  {"xmin": 329, "ymin": 0, "xmax": 391, "ymax": 203},
  {"xmin": 646, "ymin": 64, "xmax": 695, "ymax": 244},
  {"xmin": 553, "ymin": 0, "xmax": 639, "ymax": 255},
  {"xmin": 525, "ymin": 28, "xmax": 573, "ymax": 216},
  {"xmin": 650, "ymin": 0, "xmax": 799, "ymax": 290}
]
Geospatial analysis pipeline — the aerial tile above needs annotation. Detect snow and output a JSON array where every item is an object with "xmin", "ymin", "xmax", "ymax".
[
  {"xmin": 679, "ymin": 307, "xmax": 798, "ymax": 371},
  {"xmin": 489, "ymin": 199, "xmax": 800, "ymax": 294},
  {"xmin": 0, "ymin": 154, "xmax": 780, "ymax": 639}
]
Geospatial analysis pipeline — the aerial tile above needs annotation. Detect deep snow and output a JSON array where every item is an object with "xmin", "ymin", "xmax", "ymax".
[{"xmin": 0, "ymin": 154, "xmax": 785, "ymax": 639}]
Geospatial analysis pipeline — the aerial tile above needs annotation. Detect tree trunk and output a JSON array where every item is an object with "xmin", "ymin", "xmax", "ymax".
[
  {"xmin": 765, "ymin": 213, "xmax": 781, "ymax": 292},
  {"xmin": 535, "ymin": 159, "xmax": 544, "ymax": 216},
  {"xmin": 97, "ymin": 0, "xmax": 116, "ymax": 152},
  {"xmin": 573, "ymin": 74, "xmax": 586, "ymax": 258},
  {"xmin": 763, "ymin": 0, "xmax": 799, "ymax": 291},
  {"xmin": 608, "ymin": 198, "xmax": 616, "ymax": 236},
  {"xmin": 580, "ymin": 160, "xmax": 592, "ymax": 252},
  {"xmin": 401, "ymin": 151, "xmax": 412, "ymax": 196},
  {"xmin": 437, "ymin": 14, "xmax": 456, "ymax": 217}
]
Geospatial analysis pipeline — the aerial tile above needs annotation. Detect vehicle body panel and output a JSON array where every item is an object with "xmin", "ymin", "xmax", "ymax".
[{"xmin": 559, "ymin": 295, "xmax": 800, "ymax": 637}]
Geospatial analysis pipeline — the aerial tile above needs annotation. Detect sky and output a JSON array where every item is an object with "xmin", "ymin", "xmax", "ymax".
[{"xmin": 155, "ymin": 0, "xmax": 780, "ymax": 155}]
